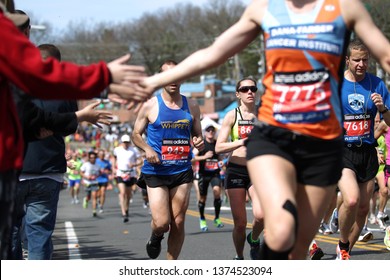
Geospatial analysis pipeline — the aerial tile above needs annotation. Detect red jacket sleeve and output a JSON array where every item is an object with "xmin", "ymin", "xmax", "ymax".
[{"xmin": 0, "ymin": 12, "xmax": 111, "ymax": 99}]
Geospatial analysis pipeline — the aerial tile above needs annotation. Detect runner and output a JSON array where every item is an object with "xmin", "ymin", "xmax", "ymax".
[
  {"xmin": 132, "ymin": 60, "xmax": 204, "ymax": 260},
  {"xmin": 215, "ymin": 77, "xmax": 264, "ymax": 260}
]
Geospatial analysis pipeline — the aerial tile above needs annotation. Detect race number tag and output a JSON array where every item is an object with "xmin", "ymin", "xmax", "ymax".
[
  {"xmin": 205, "ymin": 159, "xmax": 219, "ymax": 171},
  {"xmin": 161, "ymin": 139, "xmax": 190, "ymax": 161},
  {"xmin": 272, "ymin": 69, "xmax": 332, "ymax": 123},
  {"xmin": 344, "ymin": 114, "xmax": 371, "ymax": 137},
  {"xmin": 238, "ymin": 120, "xmax": 254, "ymax": 139}
]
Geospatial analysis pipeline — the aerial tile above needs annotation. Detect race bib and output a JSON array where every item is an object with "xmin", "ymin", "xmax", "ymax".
[
  {"xmin": 161, "ymin": 139, "xmax": 190, "ymax": 161},
  {"xmin": 344, "ymin": 114, "xmax": 371, "ymax": 137},
  {"xmin": 205, "ymin": 159, "xmax": 219, "ymax": 171},
  {"xmin": 238, "ymin": 120, "xmax": 254, "ymax": 139},
  {"xmin": 272, "ymin": 69, "xmax": 332, "ymax": 123}
]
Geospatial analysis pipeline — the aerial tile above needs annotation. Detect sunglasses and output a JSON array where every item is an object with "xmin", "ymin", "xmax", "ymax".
[{"xmin": 238, "ymin": 86, "xmax": 257, "ymax": 93}]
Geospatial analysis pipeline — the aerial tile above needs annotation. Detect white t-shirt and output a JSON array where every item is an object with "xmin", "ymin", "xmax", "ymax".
[
  {"xmin": 80, "ymin": 161, "xmax": 100, "ymax": 186},
  {"xmin": 114, "ymin": 145, "xmax": 141, "ymax": 177}
]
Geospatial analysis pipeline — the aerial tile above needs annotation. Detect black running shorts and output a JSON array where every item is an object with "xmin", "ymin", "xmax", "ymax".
[
  {"xmin": 143, "ymin": 169, "xmax": 193, "ymax": 190},
  {"xmin": 246, "ymin": 123, "xmax": 344, "ymax": 186},
  {"xmin": 343, "ymin": 144, "xmax": 379, "ymax": 183},
  {"xmin": 224, "ymin": 162, "xmax": 251, "ymax": 190}
]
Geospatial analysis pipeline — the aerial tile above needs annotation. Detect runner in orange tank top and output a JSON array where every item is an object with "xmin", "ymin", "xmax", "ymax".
[{"xmin": 139, "ymin": 0, "xmax": 390, "ymax": 259}]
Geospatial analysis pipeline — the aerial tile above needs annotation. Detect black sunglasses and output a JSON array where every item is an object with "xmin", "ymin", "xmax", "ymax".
[{"xmin": 238, "ymin": 86, "xmax": 257, "ymax": 93}]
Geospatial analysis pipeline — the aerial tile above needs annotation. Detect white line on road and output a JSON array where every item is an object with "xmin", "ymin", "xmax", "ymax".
[{"xmin": 64, "ymin": 221, "xmax": 81, "ymax": 260}]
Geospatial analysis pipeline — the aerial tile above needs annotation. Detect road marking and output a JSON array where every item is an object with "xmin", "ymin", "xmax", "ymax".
[
  {"xmin": 186, "ymin": 209, "xmax": 388, "ymax": 252},
  {"xmin": 64, "ymin": 221, "xmax": 81, "ymax": 260},
  {"xmin": 315, "ymin": 234, "xmax": 388, "ymax": 251}
]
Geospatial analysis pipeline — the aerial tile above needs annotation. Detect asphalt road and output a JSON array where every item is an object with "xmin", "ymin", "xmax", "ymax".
[{"xmin": 52, "ymin": 186, "xmax": 390, "ymax": 260}]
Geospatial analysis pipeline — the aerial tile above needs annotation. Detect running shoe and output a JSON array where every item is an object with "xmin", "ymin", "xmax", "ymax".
[
  {"xmin": 336, "ymin": 245, "xmax": 350, "ymax": 260},
  {"xmin": 246, "ymin": 231, "xmax": 261, "ymax": 260},
  {"xmin": 329, "ymin": 208, "xmax": 339, "ymax": 233},
  {"xmin": 74, "ymin": 198, "xmax": 80, "ymax": 204},
  {"xmin": 318, "ymin": 222, "xmax": 332, "ymax": 235},
  {"xmin": 199, "ymin": 219, "xmax": 208, "ymax": 232},
  {"xmin": 384, "ymin": 226, "xmax": 390, "ymax": 251},
  {"xmin": 99, "ymin": 207, "xmax": 104, "ymax": 214},
  {"xmin": 123, "ymin": 213, "xmax": 129, "ymax": 223},
  {"xmin": 92, "ymin": 210, "xmax": 97, "ymax": 217},
  {"xmin": 233, "ymin": 256, "xmax": 244, "ymax": 260},
  {"xmin": 214, "ymin": 218, "xmax": 224, "ymax": 228},
  {"xmin": 368, "ymin": 213, "xmax": 377, "ymax": 225},
  {"xmin": 146, "ymin": 233, "xmax": 164, "ymax": 259},
  {"xmin": 377, "ymin": 213, "xmax": 388, "ymax": 230},
  {"xmin": 309, "ymin": 241, "xmax": 324, "ymax": 260},
  {"xmin": 83, "ymin": 197, "xmax": 88, "ymax": 209},
  {"xmin": 358, "ymin": 228, "xmax": 373, "ymax": 242},
  {"xmin": 22, "ymin": 248, "xmax": 28, "ymax": 260}
]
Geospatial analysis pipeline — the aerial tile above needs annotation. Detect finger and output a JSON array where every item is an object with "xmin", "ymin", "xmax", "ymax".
[
  {"xmin": 126, "ymin": 101, "xmax": 135, "ymax": 110},
  {"xmin": 89, "ymin": 100, "xmax": 101, "ymax": 109},
  {"xmin": 110, "ymin": 53, "xmax": 131, "ymax": 65},
  {"xmin": 109, "ymin": 85, "xmax": 148, "ymax": 102},
  {"xmin": 120, "ymin": 65, "xmax": 146, "ymax": 73},
  {"xmin": 96, "ymin": 111, "xmax": 113, "ymax": 118},
  {"xmin": 107, "ymin": 93, "xmax": 128, "ymax": 104}
]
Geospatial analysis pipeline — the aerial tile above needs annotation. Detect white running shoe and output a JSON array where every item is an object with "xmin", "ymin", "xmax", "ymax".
[
  {"xmin": 358, "ymin": 228, "xmax": 373, "ymax": 242},
  {"xmin": 329, "ymin": 208, "xmax": 339, "ymax": 233},
  {"xmin": 319, "ymin": 222, "xmax": 332, "ymax": 235}
]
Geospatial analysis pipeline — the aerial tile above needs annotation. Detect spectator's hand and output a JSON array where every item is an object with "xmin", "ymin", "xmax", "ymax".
[
  {"xmin": 107, "ymin": 83, "xmax": 150, "ymax": 104},
  {"xmin": 106, "ymin": 54, "xmax": 152, "ymax": 103},
  {"xmin": 75, "ymin": 100, "xmax": 113, "ymax": 128},
  {"xmin": 107, "ymin": 54, "xmax": 146, "ymax": 84}
]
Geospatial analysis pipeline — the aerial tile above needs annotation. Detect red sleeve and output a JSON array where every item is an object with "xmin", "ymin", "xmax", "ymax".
[{"xmin": 0, "ymin": 12, "xmax": 110, "ymax": 99}]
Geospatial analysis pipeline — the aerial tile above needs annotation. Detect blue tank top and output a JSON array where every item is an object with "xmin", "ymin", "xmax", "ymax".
[{"xmin": 142, "ymin": 94, "xmax": 193, "ymax": 175}]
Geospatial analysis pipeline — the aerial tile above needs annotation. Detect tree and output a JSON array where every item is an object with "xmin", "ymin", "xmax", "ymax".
[{"xmin": 51, "ymin": 0, "xmax": 265, "ymax": 81}]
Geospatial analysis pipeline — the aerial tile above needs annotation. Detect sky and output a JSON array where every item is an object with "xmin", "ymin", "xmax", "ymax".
[{"xmin": 16, "ymin": 0, "xmax": 251, "ymax": 32}]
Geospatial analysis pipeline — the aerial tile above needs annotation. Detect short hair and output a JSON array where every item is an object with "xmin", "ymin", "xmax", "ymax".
[
  {"xmin": 88, "ymin": 151, "xmax": 97, "ymax": 158},
  {"xmin": 347, "ymin": 38, "xmax": 369, "ymax": 57},
  {"xmin": 38, "ymin": 44, "xmax": 61, "ymax": 61},
  {"xmin": 159, "ymin": 59, "xmax": 178, "ymax": 72},
  {"xmin": 14, "ymin": 9, "xmax": 30, "ymax": 31},
  {"xmin": 236, "ymin": 77, "xmax": 257, "ymax": 92}
]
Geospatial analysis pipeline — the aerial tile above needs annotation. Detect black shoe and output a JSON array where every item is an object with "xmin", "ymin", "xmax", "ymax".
[
  {"xmin": 123, "ymin": 215, "xmax": 129, "ymax": 223},
  {"xmin": 146, "ymin": 233, "xmax": 164, "ymax": 259},
  {"xmin": 247, "ymin": 232, "xmax": 261, "ymax": 260}
]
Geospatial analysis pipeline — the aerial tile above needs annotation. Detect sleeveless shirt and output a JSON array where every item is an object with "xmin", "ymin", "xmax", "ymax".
[
  {"xmin": 141, "ymin": 94, "xmax": 193, "ymax": 175},
  {"xmin": 259, "ymin": 0, "xmax": 349, "ymax": 139}
]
